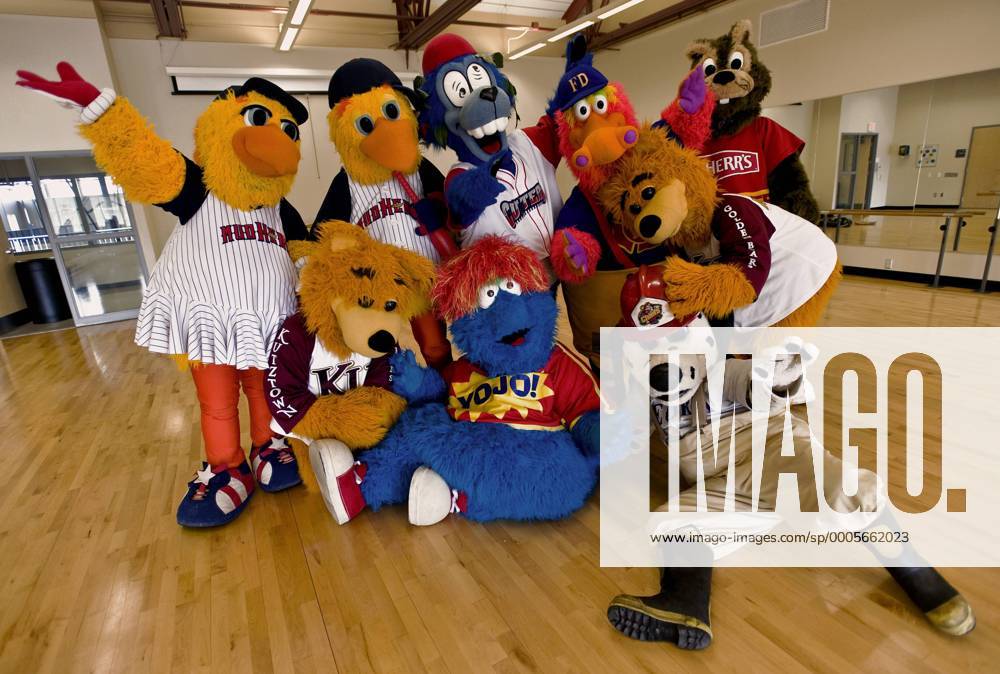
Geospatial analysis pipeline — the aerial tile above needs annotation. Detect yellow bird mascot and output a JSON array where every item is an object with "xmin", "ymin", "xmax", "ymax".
[
  {"xmin": 314, "ymin": 58, "xmax": 455, "ymax": 369},
  {"xmin": 17, "ymin": 62, "xmax": 310, "ymax": 527}
]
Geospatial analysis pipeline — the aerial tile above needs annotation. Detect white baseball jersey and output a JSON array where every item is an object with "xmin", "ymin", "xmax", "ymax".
[
  {"xmin": 135, "ymin": 159, "xmax": 298, "ymax": 370},
  {"xmin": 347, "ymin": 170, "xmax": 440, "ymax": 263},
  {"xmin": 452, "ymin": 129, "xmax": 563, "ymax": 269}
]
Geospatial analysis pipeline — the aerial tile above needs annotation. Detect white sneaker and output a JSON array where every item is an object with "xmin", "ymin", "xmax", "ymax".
[
  {"xmin": 309, "ymin": 439, "xmax": 366, "ymax": 525},
  {"xmin": 408, "ymin": 467, "xmax": 466, "ymax": 526}
]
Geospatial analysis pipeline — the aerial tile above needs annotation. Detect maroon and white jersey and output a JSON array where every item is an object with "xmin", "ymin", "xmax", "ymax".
[
  {"xmin": 680, "ymin": 194, "xmax": 837, "ymax": 327},
  {"xmin": 448, "ymin": 127, "xmax": 562, "ymax": 271},
  {"xmin": 266, "ymin": 312, "xmax": 393, "ymax": 440}
]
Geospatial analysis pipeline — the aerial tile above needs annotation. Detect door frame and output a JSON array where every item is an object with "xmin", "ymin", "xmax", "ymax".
[
  {"xmin": 1, "ymin": 150, "xmax": 148, "ymax": 327},
  {"xmin": 836, "ymin": 132, "xmax": 879, "ymax": 209},
  {"xmin": 959, "ymin": 123, "xmax": 1000, "ymax": 208}
]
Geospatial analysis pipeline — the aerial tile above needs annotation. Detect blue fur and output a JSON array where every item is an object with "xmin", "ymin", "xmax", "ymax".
[
  {"xmin": 449, "ymin": 291, "xmax": 557, "ymax": 377},
  {"xmin": 444, "ymin": 152, "xmax": 508, "ymax": 227},
  {"xmin": 359, "ymin": 405, "xmax": 595, "ymax": 521},
  {"xmin": 359, "ymin": 288, "xmax": 597, "ymax": 522},
  {"xmin": 390, "ymin": 350, "xmax": 446, "ymax": 404}
]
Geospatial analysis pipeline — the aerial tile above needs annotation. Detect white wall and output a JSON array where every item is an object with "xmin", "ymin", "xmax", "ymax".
[{"xmin": 104, "ymin": 37, "xmax": 566, "ymax": 254}]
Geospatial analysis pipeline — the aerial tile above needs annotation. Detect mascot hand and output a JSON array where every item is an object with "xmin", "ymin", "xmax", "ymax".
[
  {"xmin": 308, "ymin": 387, "xmax": 406, "ymax": 449},
  {"xmin": 446, "ymin": 152, "xmax": 508, "ymax": 227},
  {"xmin": 678, "ymin": 65, "xmax": 707, "ymax": 114},
  {"xmin": 390, "ymin": 349, "xmax": 446, "ymax": 404},
  {"xmin": 16, "ymin": 62, "xmax": 101, "ymax": 110},
  {"xmin": 551, "ymin": 228, "xmax": 601, "ymax": 282},
  {"xmin": 410, "ymin": 196, "xmax": 447, "ymax": 234},
  {"xmin": 662, "ymin": 257, "xmax": 753, "ymax": 319}
]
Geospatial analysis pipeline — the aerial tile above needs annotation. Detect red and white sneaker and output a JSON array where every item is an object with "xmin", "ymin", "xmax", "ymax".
[
  {"xmin": 250, "ymin": 436, "xmax": 302, "ymax": 493},
  {"xmin": 408, "ymin": 467, "xmax": 467, "ymax": 526},
  {"xmin": 176, "ymin": 460, "xmax": 256, "ymax": 528},
  {"xmin": 308, "ymin": 439, "xmax": 366, "ymax": 525}
]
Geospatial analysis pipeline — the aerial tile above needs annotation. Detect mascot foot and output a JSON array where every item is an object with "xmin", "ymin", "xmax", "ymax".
[
  {"xmin": 176, "ymin": 460, "xmax": 255, "ymax": 528},
  {"xmin": 607, "ymin": 567, "xmax": 713, "ymax": 650},
  {"xmin": 309, "ymin": 439, "xmax": 367, "ymax": 525},
  {"xmin": 251, "ymin": 436, "xmax": 302, "ymax": 493},
  {"xmin": 887, "ymin": 567, "xmax": 976, "ymax": 636},
  {"xmin": 408, "ymin": 467, "xmax": 466, "ymax": 526}
]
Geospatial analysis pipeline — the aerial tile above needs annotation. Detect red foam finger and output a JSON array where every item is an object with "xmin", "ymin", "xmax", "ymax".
[
  {"xmin": 15, "ymin": 70, "xmax": 48, "ymax": 83},
  {"xmin": 56, "ymin": 61, "xmax": 83, "ymax": 82}
]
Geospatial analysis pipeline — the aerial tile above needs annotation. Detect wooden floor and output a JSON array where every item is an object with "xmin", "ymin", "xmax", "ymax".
[{"xmin": 2, "ymin": 275, "xmax": 1000, "ymax": 673}]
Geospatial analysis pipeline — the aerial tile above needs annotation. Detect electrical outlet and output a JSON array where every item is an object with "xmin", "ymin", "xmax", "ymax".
[{"xmin": 884, "ymin": 258, "xmax": 894, "ymax": 269}]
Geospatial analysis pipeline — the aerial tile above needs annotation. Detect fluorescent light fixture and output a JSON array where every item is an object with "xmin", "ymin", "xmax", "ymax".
[
  {"xmin": 547, "ymin": 20, "xmax": 594, "ymax": 42},
  {"xmin": 278, "ymin": 26, "xmax": 299, "ymax": 51},
  {"xmin": 598, "ymin": 0, "xmax": 646, "ymax": 20},
  {"xmin": 509, "ymin": 42, "xmax": 546, "ymax": 60},
  {"xmin": 287, "ymin": 0, "xmax": 312, "ymax": 26}
]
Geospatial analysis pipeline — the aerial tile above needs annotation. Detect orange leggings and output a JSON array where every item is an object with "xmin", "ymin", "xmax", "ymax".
[{"xmin": 190, "ymin": 364, "xmax": 273, "ymax": 467}]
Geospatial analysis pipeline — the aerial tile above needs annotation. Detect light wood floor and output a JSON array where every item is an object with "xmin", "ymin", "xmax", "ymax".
[{"xmin": 1, "ymin": 275, "xmax": 1000, "ymax": 673}]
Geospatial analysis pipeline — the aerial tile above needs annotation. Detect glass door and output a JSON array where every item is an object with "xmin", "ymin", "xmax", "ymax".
[{"xmin": 28, "ymin": 153, "xmax": 147, "ymax": 324}]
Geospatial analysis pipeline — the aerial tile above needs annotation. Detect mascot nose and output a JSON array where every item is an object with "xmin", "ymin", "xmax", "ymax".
[
  {"xmin": 712, "ymin": 70, "xmax": 736, "ymax": 85},
  {"xmin": 639, "ymin": 214, "xmax": 661, "ymax": 239},
  {"xmin": 479, "ymin": 86, "xmax": 498, "ymax": 102},
  {"xmin": 368, "ymin": 330, "xmax": 396, "ymax": 354},
  {"xmin": 650, "ymin": 363, "xmax": 682, "ymax": 392}
]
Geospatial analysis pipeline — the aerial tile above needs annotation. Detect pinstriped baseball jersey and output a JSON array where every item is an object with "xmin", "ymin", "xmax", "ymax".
[
  {"xmin": 347, "ymin": 170, "xmax": 441, "ymax": 263},
  {"xmin": 452, "ymin": 130, "xmax": 562, "ymax": 266},
  {"xmin": 134, "ymin": 158, "xmax": 299, "ymax": 370}
]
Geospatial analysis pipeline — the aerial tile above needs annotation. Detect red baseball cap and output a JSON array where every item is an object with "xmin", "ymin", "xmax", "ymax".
[{"xmin": 422, "ymin": 33, "xmax": 476, "ymax": 75}]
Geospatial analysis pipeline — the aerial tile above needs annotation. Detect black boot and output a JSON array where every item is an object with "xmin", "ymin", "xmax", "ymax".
[
  {"xmin": 607, "ymin": 566, "xmax": 713, "ymax": 650},
  {"xmin": 886, "ymin": 566, "xmax": 975, "ymax": 636}
]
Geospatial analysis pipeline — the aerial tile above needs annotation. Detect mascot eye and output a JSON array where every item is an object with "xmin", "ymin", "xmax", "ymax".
[
  {"xmin": 575, "ymin": 101, "xmax": 591, "ymax": 121},
  {"xmin": 499, "ymin": 278, "xmax": 522, "ymax": 296},
  {"xmin": 702, "ymin": 58, "xmax": 717, "ymax": 77},
  {"xmin": 382, "ymin": 101, "xmax": 400, "ymax": 120},
  {"xmin": 355, "ymin": 114, "xmax": 376, "ymax": 136},
  {"xmin": 641, "ymin": 186, "xmax": 656, "ymax": 200},
  {"xmin": 242, "ymin": 105, "xmax": 271, "ymax": 126},
  {"xmin": 384, "ymin": 300, "xmax": 397, "ymax": 312},
  {"xmin": 443, "ymin": 71, "xmax": 472, "ymax": 108},
  {"xmin": 629, "ymin": 203, "xmax": 642, "ymax": 215},
  {"xmin": 592, "ymin": 95, "xmax": 608, "ymax": 114},
  {"xmin": 280, "ymin": 120, "xmax": 299, "ymax": 141},
  {"xmin": 478, "ymin": 282, "xmax": 500, "ymax": 309},
  {"xmin": 728, "ymin": 52, "xmax": 744, "ymax": 70},
  {"xmin": 467, "ymin": 63, "xmax": 491, "ymax": 89}
]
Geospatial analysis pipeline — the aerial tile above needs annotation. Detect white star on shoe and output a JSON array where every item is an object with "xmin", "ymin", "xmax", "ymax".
[{"xmin": 194, "ymin": 464, "xmax": 215, "ymax": 486}]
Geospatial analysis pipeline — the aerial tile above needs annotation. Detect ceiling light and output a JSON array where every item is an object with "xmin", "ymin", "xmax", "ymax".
[
  {"xmin": 509, "ymin": 43, "xmax": 546, "ymax": 60},
  {"xmin": 547, "ymin": 20, "xmax": 594, "ymax": 43},
  {"xmin": 598, "ymin": 0, "xmax": 646, "ymax": 20},
  {"xmin": 278, "ymin": 26, "xmax": 299, "ymax": 51},
  {"xmin": 287, "ymin": 0, "xmax": 312, "ymax": 26}
]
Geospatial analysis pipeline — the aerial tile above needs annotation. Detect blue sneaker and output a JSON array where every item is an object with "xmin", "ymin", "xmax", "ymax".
[
  {"xmin": 176, "ymin": 460, "xmax": 255, "ymax": 528},
  {"xmin": 250, "ymin": 437, "xmax": 302, "ymax": 493}
]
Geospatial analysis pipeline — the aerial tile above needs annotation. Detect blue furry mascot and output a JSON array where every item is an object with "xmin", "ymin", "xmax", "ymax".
[
  {"xmin": 308, "ymin": 237, "xmax": 600, "ymax": 525},
  {"xmin": 414, "ymin": 33, "xmax": 562, "ymax": 275}
]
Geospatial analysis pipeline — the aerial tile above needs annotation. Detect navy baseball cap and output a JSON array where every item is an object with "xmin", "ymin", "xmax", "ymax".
[
  {"xmin": 546, "ymin": 35, "xmax": 609, "ymax": 116},
  {"xmin": 328, "ymin": 58, "xmax": 420, "ymax": 110}
]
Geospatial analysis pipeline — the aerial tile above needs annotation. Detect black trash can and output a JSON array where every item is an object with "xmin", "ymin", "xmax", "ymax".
[{"xmin": 14, "ymin": 258, "xmax": 72, "ymax": 324}]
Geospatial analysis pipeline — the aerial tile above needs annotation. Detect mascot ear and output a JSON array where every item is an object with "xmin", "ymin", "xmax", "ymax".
[
  {"xmin": 565, "ymin": 33, "xmax": 590, "ymax": 71},
  {"xmin": 730, "ymin": 18, "xmax": 753, "ymax": 46},
  {"xmin": 317, "ymin": 219, "xmax": 366, "ymax": 253},
  {"xmin": 287, "ymin": 240, "xmax": 319, "ymax": 263},
  {"xmin": 490, "ymin": 52, "xmax": 504, "ymax": 68},
  {"xmin": 393, "ymin": 247, "xmax": 436, "ymax": 315},
  {"xmin": 686, "ymin": 40, "xmax": 713, "ymax": 63}
]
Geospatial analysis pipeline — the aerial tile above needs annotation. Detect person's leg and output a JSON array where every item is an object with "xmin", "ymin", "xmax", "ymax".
[
  {"xmin": 241, "ymin": 368, "xmax": 302, "ymax": 492},
  {"xmin": 412, "ymin": 424, "xmax": 596, "ymax": 523},
  {"xmin": 190, "ymin": 363, "xmax": 243, "ymax": 467}
]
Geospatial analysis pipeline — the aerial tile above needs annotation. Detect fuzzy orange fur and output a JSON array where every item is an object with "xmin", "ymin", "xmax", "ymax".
[
  {"xmin": 662, "ymin": 256, "xmax": 757, "ymax": 319},
  {"xmin": 328, "ymin": 86, "xmax": 419, "ymax": 185},
  {"xmin": 598, "ymin": 125, "xmax": 719, "ymax": 250},
  {"xmin": 293, "ymin": 386, "xmax": 407, "ymax": 449},
  {"xmin": 772, "ymin": 263, "xmax": 842, "ymax": 327},
  {"xmin": 80, "ymin": 97, "xmax": 186, "ymax": 204},
  {"xmin": 297, "ymin": 221, "xmax": 435, "ymax": 358},
  {"xmin": 194, "ymin": 91, "xmax": 300, "ymax": 210},
  {"xmin": 555, "ymin": 83, "xmax": 638, "ymax": 193}
]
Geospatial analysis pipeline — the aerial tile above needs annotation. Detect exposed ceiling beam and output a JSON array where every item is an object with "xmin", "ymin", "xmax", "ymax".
[
  {"xmin": 588, "ymin": 0, "xmax": 731, "ymax": 51},
  {"xmin": 562, "ymin": 0, "xmax": 592, "ymax": 22},
  {"xmin": 395, "ymin": 0, "xmax": 429, "ymax": 46},
  {"xmin": 395, "ymin": 0, "xmax": 480, "ymax": 51},
  {"xmin": 148, "ymin": 0, "xmax": 185, "ymax": 38}
]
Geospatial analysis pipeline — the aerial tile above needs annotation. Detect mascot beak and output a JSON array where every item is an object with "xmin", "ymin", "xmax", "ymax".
[
  {"xmin": 634, "ymin": 179, "xmax": 688, "ymax": 244},
  {"xmin": 360, "ymin": 118, "xmax": 420, "ymax": 173},
  {"xmin": 569, "ymin": 111, "xmax": 638, "ymax": 169},
  {"xmin": 232, "ymin": 125, "xmax": 300, "ymax": 177}
]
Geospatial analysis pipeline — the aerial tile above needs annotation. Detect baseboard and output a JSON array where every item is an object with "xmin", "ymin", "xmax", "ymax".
[
  {"xmin": 0, "ymin": 308, "xmax": 31, "ymax": 334},
  {"xmin": 844, "ymin": 266, "xmax": 1000, "ymax": 291}
]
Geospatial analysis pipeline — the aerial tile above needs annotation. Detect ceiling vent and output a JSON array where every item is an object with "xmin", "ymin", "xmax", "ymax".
[{"xmin": 759, "ymin": 0, "xmax": 829, "ymax": 48}]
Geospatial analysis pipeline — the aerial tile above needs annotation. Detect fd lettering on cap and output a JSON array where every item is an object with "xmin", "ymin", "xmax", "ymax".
[{"xmin": 569, "ymin": 72, "xmax": 590, "ymax": 92}]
